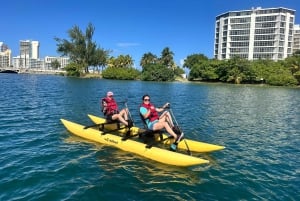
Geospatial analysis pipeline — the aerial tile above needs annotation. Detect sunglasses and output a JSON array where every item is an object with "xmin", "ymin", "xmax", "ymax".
[{"xmin": 144, "ymin": 98, "xmax": 150, "ymax": 101}]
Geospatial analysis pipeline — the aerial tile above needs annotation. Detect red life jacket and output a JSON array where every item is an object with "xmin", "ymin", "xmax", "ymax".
[
  {"xmin": 141, "ymin": 103, "xmax": 159, "ymax": 122},
  {"xmin": 101, "ymin": 97, "xmax": 118, "ymax": 115}
]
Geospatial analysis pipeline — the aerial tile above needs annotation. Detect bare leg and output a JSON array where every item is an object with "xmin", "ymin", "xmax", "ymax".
[
  {"xmin": 119, "ymin": 108, "xmax": 128, "ymax": 121},
  {"xmin": 152, "ymin": 121, "xmax": 177, "ymax": 139},
  {"xmin": 112, "ymin": 114, "xmax": 127, "ymax": 126},
  {"xmin": 111, "ymin": 109, "xmax": 127, "ymax": 125},
  {"xmin": 159, "ymin": 111, "xmax": 174, "ymax": 128}
]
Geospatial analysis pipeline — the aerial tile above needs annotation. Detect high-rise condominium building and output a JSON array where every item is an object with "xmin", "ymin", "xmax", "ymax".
[
  {"xmin": 31, "ymin": 41, "xmax": 39, "ymax": 59},
  {"xmin": 214, "ymin": 7, "xmax": 295, "ymax": 61},
  {"xmin": 293, "ymin": 24, "xmax": 300, "ymax": 53},
  {"xmin": 19, "ymin": 40, "xmax": 40, "ymax": 68},
  {"xmin": 20, "ymin": 40, "xmax": 39, "ymax": 59}
]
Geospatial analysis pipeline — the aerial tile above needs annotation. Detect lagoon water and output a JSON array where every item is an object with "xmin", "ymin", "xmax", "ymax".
[{"xmin": 0, "ymin": 73, "xmax": 299, "ymax": 201}]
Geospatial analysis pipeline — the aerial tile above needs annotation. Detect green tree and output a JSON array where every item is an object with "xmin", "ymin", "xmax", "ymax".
[
  {"xmin": 269, "ymin": 62, "xmax": 297, "ymax": 86},
  {"xmin": 63, "ymin": 62, "xmax": 82, "ymax": 77},
  {"xmin": 140, "ymin": 52, "xmax": 158, "ymax": 69},
  {"xmin": 160, "ymin": 47, "xmax": 176, "ymax": 70},
  {"xmin": 51, "ymin": 59, "xmax": 61, "ymax": 69},
  {"xmin": 183, "ymin": 54, "xmax": 209, "ymax": 69},
  {"xmin": 115, "ymin": 54, "xmax": 134, "ymax": 68},
  {"xmin": 251, "ymin": 60, "xmax": 297, "ymax": 86},
  {"xmin": 174, "ymin": 66, "xmax": 185, "ymax": 76},
  {"xmin": 227, "ymin": 57, "xmax": 254, "ymax": 83},
  {"xmin": 284, "ymin": 52, "xmax": 300, "ymax": 84},
  {"xmin": 90, "ymin": 47, "xmax": 110, "ymax": 73},
  {"xmin": 141, "ymin": 63, "xmax": 174, "ymax": 81},
  {"xmin": 293, "ymin": 50, "xmax": 300, "ymax": 56},
  {"xmin": 102, "ymin": 67, "xmax": 140, "ymax": 80},
  {"xmin": 215, "ymin": 57, "xmax": 253, "ymax": 84},
  {"xmin": 102, "ymin": 54, "xmax": 137, "ymax": 80},
  {"xmin": 189, "ymin": 60, "xmax": 219, "ymax": 81},
  {"xmin": 107, "ymin": 55, "xmax": 134, "ymax": 68},
  {"xmin": 54, "ymin": 23, "xmax": 109, "ymax": 75}
]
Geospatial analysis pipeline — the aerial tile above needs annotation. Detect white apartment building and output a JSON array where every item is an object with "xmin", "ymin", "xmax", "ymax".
[
  {"xmin": 13, "ymin": 56, "xmax": 44, "ymax": 69},
  {"xmin": 44, "ymin": 56, "xmax": 70, "ymax": 69},
  {"xmin": 13, "ymin": 55, "xmax": 70, "ymax": 70},
  {"xmin": 13, "ymin": 40, "xmax": 69, "ymax": 69},
  {"xmin": 31, "ymin": 41, "xmax": 39, "ymax": 59},
  {"xmin": 293, "ymin": 24, "xmax": 300, "ymax": 53},
  {"xmin": 214, "ymin": 7, "xmax": 295, "ymax": 61}
]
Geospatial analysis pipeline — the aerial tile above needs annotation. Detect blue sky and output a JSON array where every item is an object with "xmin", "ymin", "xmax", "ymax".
[{"xmin": 1, "ymin": 0, "xmax": 300, "ymax": 68}]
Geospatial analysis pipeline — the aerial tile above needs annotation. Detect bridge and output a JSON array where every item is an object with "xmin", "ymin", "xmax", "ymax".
[
  {"xmin": 0, "ymin": 67, "xmax": 65, "ymax": 74},
  {"xmin": 0, "ymin": 67, "xmax": 19, "ymax": 73}
]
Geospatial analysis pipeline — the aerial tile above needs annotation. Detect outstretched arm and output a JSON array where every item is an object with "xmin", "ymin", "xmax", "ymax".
[{"xmin": 156, "ymin": 102, "xmax": 170, "ymax": 112}]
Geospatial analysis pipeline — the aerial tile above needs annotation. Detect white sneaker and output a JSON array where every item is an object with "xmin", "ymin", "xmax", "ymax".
[{"xmin": 176, "ymin": 132, "xmax": 184, "ymax": 142}]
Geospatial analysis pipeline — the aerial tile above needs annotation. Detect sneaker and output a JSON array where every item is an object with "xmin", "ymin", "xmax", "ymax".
[
  {"xmin": 170, "ymin": 143, "xmax": 177, "ymax": 151},
  {"xmin": 127, "ymin": 120, "xmax": 133, "ymax": 128},
  {"xmin": 172, "ymin": 125, "xmax": 181, "ymax": 135},
  {"xmin": 176, "ymin": 132, "xmax": 184, "ymax": 143}
]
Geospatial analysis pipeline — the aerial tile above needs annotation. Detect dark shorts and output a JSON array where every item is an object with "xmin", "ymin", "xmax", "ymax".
[{"xmin": 105, "ymin": 111, "xmax": 119, "ymax": 122}]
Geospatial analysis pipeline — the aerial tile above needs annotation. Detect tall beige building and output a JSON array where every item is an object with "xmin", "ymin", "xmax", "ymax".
[
  {"xmin": 214, "ymin": 7, "xmax": 295, "ymax": 61},
  {"xmin": 0, "ymin": 42, "xmax": 12, "ymax": 67},
  {"xmin": 19, "ymin": 40, "xmax": 40, "ymax": 68},
  {"xmin": 20, "ymin": 40, "xmax": 39, "ymax": 59}
]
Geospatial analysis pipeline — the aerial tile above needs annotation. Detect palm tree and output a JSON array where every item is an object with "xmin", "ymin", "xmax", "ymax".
[
  {"xmin": 140, "ymin": 52, "xmax": 158, "ymax": 68},
  {"xmin": 160, "ymin": 47, "xmax": 176, "ymax": 70},
  {"xmin": 108, "ymin": 55, "xmax": 134, "ymax": 68},
  {"xmin": 54, "ymin": 23, "xmax": 109, "ymax": 74},
  {"xmin": 118, "ymin": 54, "xmax": 134, "ymax": 68}
]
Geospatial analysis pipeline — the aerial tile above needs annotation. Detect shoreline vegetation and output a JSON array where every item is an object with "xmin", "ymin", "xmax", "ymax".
[{"xmin": 4, "ymin": 68, "xmax": 299, "ymax": 87}]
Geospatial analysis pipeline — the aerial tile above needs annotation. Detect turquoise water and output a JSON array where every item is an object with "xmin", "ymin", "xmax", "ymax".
[{"xmin": 0, "ymin": 74, "xmax": 299, "ymax": 201}]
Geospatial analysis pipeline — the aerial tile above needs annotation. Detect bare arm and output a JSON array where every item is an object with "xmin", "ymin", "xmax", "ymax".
[{"xmin": 155, "ymin": 102, "xmax": 170, "ymax": 112}]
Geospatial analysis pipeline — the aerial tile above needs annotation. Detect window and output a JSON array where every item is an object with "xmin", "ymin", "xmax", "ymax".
[
  {"xmin": 230, "ymin": 17, "xmax": 251, "ymax": 23},
  {"xmin": 256, "ymin": 22, "xmax": 276, "ymax": 28},
  {"xmin": 254, "ymin": 35, "xmax": 275, "ymax": 40},
  {"xmin": 256, "ymin": 16, "xmax": 277, "ymax": 22},
  {"xmin": 230, "ymin": 30, "xmax": 250, "ymax": 35},
  {"xmin": 255, "ymin": 28, "xmax": 276, "ymax": 34}
]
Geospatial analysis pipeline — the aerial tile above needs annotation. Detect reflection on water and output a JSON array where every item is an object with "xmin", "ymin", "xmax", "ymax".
[{"xmin": 94, "ymin": 147, "xmax": 207, "ymax": 201}]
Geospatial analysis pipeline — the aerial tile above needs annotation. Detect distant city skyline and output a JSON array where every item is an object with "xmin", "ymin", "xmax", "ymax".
[{"xmin": 1, "ymin": 0, "xmax": 300, "ymax": 68}]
